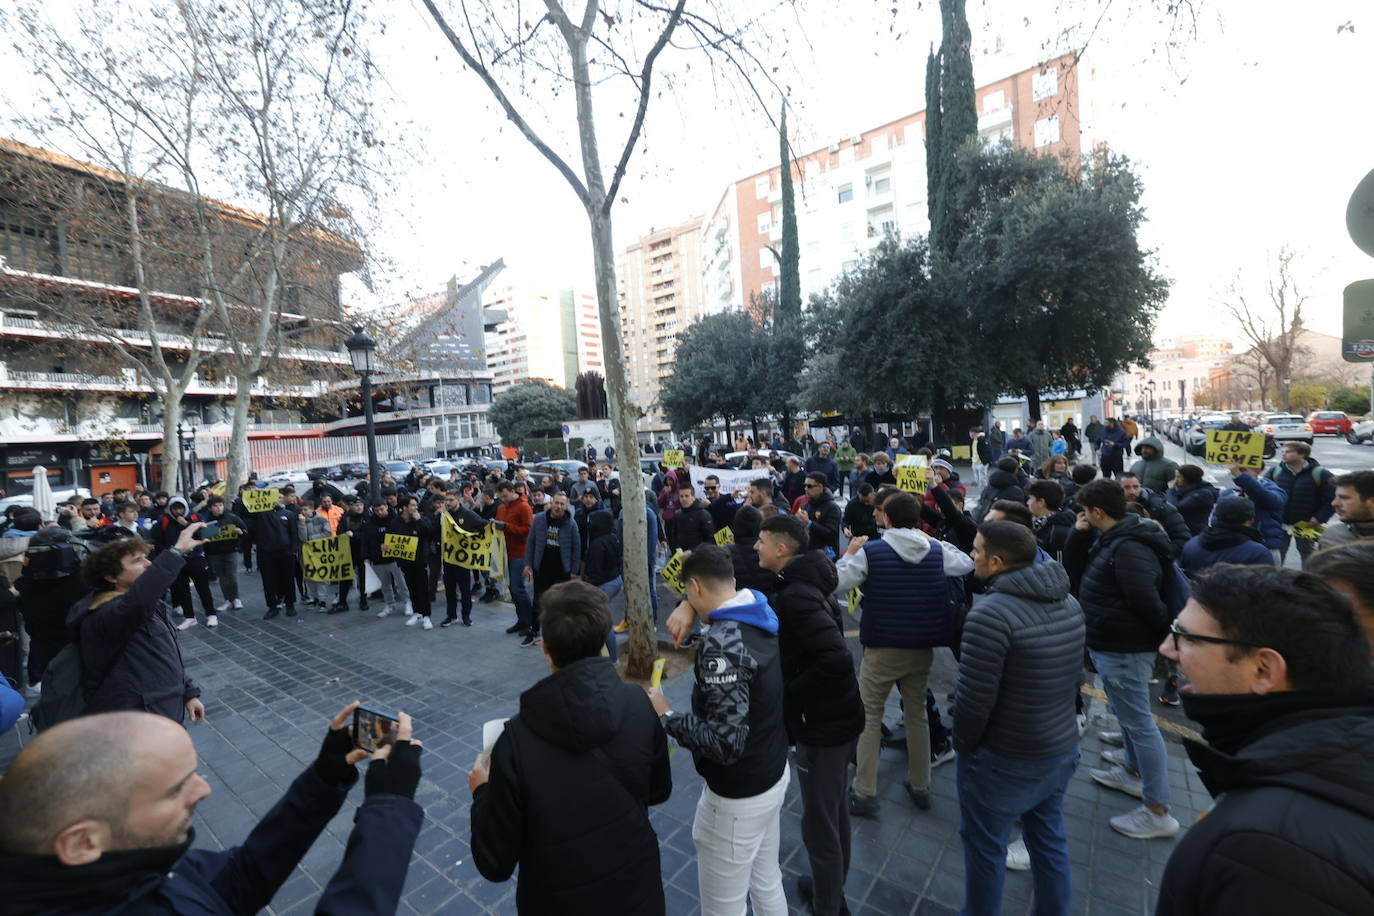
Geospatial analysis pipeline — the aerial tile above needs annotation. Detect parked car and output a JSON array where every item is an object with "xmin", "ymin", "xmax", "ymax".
[
  {"xmin": 0, "ymin": 487, "xmax": 93, "ymax": 513},
  {"xmin": 1307, "ymin": 411, "xmax": 1353, "ymax": 436},
  {"xmin": 533, "ymin": 459, "xmax": 589, "ymax": 479},
  {"xmin": 260, "ymin": 469, "xmax": 310, "ymax": 489},
  {"xmin": 1258, "ymin": 414, "xmax": 1314, "ymax": 445},
  {"xmin": 341, "ymin": 462, "xmax": 370, "ymax": 480},
  {"xmin": 1347, "ymin": 416, "xmax": 1374, "ymax": 445},
  {"xmin": 1185, "ymin": 416, "xmax": 1278, "ymax": 459},
  {"xmin": 383, "ymin": 459, "xmax": 415, "ymax": 478}
]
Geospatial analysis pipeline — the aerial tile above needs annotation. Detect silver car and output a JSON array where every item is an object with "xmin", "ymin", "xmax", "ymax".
[{"xmin": 1258, "ymin": 414, "xmax": 1313, "ymax": 444}]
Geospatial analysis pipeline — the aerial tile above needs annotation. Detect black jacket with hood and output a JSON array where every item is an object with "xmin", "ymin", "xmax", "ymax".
[
  {"xmin": 68, "ymin": 550, "xmax": 200, "ymax": 723},
  {"xmin": 727, "ymin": 508, "xmax": 780, "ymax": 598},
  {"xmin": 1063, "ymin": 514, "xmax": 1174, "ymax": 654},
  {"xmin": 773, "ymin": 550, "xmax": 864, "ymax": 748},
  {"xmin": 800, "ymin": 488, "xmax": 842, "ymax": 553},
  {"xmin": 972, "ymin": 469, "xmax": 1025, "ymax": 524},
  {"xmin": 583, "ymin": 510, "xmax": 622, "ymax": 586},
  {"xmin": 1156, "ymin": 693, "xmax": 1374, "ymax": 916},
  {"xmin": 471, "ymin": 656, "xmax": 671, "ymax": 916}
]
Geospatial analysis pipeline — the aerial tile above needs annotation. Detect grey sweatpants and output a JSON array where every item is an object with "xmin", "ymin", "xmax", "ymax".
[{"xmin": 371, "ymin": 561, "xmax": 408, "ymax": 611}]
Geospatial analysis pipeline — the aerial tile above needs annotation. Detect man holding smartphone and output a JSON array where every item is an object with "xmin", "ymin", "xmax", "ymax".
[{"xmin": 0, "ymin": 703, "xmax": 424, "ymax": 914}]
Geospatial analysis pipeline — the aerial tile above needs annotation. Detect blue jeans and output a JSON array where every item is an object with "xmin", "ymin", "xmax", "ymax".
[
  {"xmin": 508, "ymin": 558, "xmax": 534, "ymax": 629},
  {"xmin": 1089, "ymin": 649, "xmax": 1170, "ymax": 808},
  {"xmin": 958, "ymin": 747, "xmax": 1078, "ymax": 916},
  {"xmin": 598, "ymin": 576, "xmax": 623, "ymax": 660}
]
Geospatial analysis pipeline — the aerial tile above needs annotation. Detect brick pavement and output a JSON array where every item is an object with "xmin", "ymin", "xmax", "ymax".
[{"xmin": 1, "ymin": 549, "xmax": 1200, "ymax": 915}]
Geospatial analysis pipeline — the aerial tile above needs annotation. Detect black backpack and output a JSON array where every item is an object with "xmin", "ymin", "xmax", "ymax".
[{"xmin": 29, "ymin": 601, "xmax": 130, "ymax": 733}]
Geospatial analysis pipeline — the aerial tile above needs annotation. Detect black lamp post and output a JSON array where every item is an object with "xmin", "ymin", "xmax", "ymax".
[
  {"xmin": 175, "ymin": 421, "xmax": 197, "ymax": 494},
  {"xmin": 346, "ymin": 327, "xmax": 381, "ymax": 505}
]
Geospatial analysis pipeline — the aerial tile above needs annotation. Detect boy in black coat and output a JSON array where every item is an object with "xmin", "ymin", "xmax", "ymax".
[
  {"xmin": 469, "ymin": 581, "xmax": 671, "ymax": 914},
  {"xmin": 756, "ymin": 515, "xmax": 864, "ymax": 915}
]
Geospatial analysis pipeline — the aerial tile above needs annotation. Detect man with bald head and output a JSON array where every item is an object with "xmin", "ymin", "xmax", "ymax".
[{"xmin": 0, "ymin": 703, "xmax": 425, "ymax": 914}]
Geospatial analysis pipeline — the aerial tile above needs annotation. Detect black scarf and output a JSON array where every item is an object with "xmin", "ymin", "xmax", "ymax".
[
  {"xmin": 0, "ymin": 830, "xmax": 191, "ymax": 914},
  {"xmin": 1181, "ymin": 691, "xmax": 1371, "ymax": 755}
]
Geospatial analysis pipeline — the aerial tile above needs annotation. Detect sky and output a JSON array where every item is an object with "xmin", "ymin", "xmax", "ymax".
[
  {"xmin": 362, "ymin": 0, "xmax": 1372, "ymax": 347},
  {"xmin": 3, "ymin": 0, "xmax": 1371, "ymax": 348}
]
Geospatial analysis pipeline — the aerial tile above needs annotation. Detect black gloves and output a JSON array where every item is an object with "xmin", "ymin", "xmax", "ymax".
[
  {"xmin": 314, "ymin": 724, "xmax": 361, "ymax": 788},
  {"xmin": 365, "ymin": 740, "xmax": 423, "ymax": 799}
]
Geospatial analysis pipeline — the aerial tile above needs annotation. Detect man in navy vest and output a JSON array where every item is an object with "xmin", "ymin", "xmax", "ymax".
[{"xmin": 835, "ymin": 492, "xmax": 974, "ymax": 816}]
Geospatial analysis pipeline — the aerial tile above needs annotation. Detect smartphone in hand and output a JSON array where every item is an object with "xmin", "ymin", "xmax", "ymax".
[{"xmin": 352, "ymin": 705, "xmax": 400, "ymax": 752}]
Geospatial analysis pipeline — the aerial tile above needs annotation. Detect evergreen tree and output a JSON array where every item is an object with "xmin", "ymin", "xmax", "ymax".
[
  {"xmin": 934, "ymin": 0, "xmax": 977, "ymax": 257},
  {"xmin": 778, "ymin": 104, "xmax": 801, "ymax": 320},
  {"xmin": 924, "ymin": 46, "xmax": 945, "ymax": 251}
]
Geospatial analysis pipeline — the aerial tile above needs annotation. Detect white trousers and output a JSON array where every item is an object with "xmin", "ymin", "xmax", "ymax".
[{"xmin": 692, "ymin": 766, "xmax": 791, "ymax": 916}]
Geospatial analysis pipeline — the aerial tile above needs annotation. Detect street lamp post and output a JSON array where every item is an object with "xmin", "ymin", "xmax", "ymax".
[
  {"xmin": 346, "ymin": 328, "xmax": 381, "ymax": 505},
  {"xmin": 1146, "ymin": 380, "xmax": 1157, "ymax": 431},
  {"xmin": 175, "ymin": 421, "xmax": 198, "ymax": 494}
]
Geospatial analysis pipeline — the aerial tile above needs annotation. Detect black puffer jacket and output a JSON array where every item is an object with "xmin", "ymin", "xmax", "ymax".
[
  {"xmin": 1032, "ymin": 508, "xmax": 1076, "ymax": 561},
  {"xmin": 69, "ymin": 551, "xmax": 200, "ymax": 723},
  {"xmin": 955, "ymin": 561, "xmax": 1084, "ymax": 759},
  {"xmin": 1263, "ymin": 459, "xmax": 1337, "ymax": 525},
  {"xmin": 728, "ymin": 509, "xmax": 779, "ymax": 597},
  {"xmin": 471, "ymin": 657, "xmax": 671, "ymax": 916},
  {"xmin": 668, "ymin": 502, "xmax": 714, "ymax": 552},
  {"xmin": 972, "ymin": 469, "xmax": 1025, "ymax": 524},
  {"xmin": 800, "ymin": 489, "xmax": 842, "ymax": 553},
  {"xmin": 774, "ymin": 550, "xmax": 864, "ymax": 748},
  {"xmin": 583, "ymin": 510, "xmax": 622, "ymax": 586},
  {"xmin": 1157, "ymin": 698, "xmax": 1374, "ymax": 916},
  {"xmin": 1063, "ymin": 514, "xmax": 1173, "ymax": 653},
  {"xmin": 1138, "ymin": 489, "xmax": 1192, "ymax": 557}
]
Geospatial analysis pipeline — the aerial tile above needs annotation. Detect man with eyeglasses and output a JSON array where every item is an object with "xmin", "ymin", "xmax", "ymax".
[
  {"xmin": 797, "ymin": 473, "xmax": 842, "ymax": 555},
  {"xmin": 701, "ymin": 474, "xmax": 739, "ymax": 533},
  {"xmin": 1155, "ymin": 564, "xmax": 1374, "ymax": 915}
]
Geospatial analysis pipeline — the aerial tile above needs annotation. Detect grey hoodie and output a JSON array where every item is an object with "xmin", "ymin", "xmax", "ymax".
[{"xmin": 954, "ymin": 560, "xmax": 1085, "ymax": 759}]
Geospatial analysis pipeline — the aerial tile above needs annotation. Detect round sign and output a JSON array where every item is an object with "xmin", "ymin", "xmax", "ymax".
[
  {"xmin": 1348, "ymin": 167, "xmax": 1374, "ymax": 257},
  {"xmin": 561, "ymin": 424, "xmax": 571, "ymax": 436}
]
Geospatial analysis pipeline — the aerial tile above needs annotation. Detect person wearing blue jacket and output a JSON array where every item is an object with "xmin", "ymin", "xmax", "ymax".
[
  {"xmin": 0, "ymin": 675, "xmax": 22, "ymax": 734},
  {"xmin": 0, "ymin": 703, "xmax": 424, "ymax": 915},
  {"xmin": 1216, "ymin": 462, "xmax": 1288, "ymax": 562},
  {"xmin": 1096, "ymin": 418, "xmax": 1131, "ymax": 479},
  {"xmin": 1164, "ymin": 466, "xmax": 1217, "ymax": 536},
  {"xmin": 1179, "ymin": 498, "xmax": 1275, "ymax": 578},
  {"xmin": 524, "ymin": 491, "xmax": 580, "ymax": 648}
]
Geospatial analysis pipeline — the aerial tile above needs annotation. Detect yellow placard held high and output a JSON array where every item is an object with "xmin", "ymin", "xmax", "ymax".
[
  {"xmin": 381, "ymin": 533, "xmax": 419, "ymax": 562},
  {"xmin": 301, "ymin": 535, "xmax": 354, "ymax": 582},
  {"xmin": 660, "ymin": 549, "xmax": 687, "ymax": 594},
  {"xmin": 243, "ymin": 488, "xmax": 280, "ymax": 513},
  {"xmin": 1204, "ymin": 430, "xmax": 1264, "ymax": 469},
  {"xmin": 442, "ymin": 513, "xmax": 494, "ymax": 571},
  {"xmin": 846, "ymin": 587, "xmax": 863, "ymax": 617},
  {"xmin": 894, "ymin": 454, "xmax": 929, "ymax": 494},
  {"xmin": 714, "ymin": 526, "xmax": 735, "ymax": 546},
  {"xmin": 662, "ymin": 449, "xmax": 685, "ymax": 469}
]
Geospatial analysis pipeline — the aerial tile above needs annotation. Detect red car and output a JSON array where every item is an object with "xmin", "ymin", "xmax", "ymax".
[{"xmin": 1307, "ymin": 411, "xmax": 1353, "ymax": 435}]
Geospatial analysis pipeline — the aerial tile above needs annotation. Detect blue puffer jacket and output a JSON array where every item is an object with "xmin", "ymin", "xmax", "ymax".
[
  {"xmin": 858, "ymin": 538, "xmax": 952, "ymax": 649},
  {"xmin": 527, "ymin": 509, "xmax": 582, "ymax": 574},
  {"xmin": 1216, "ymin": 472, "xmax": 1288, "ymax": 550},
  {"xmin": 1179, "ymin": 524, "xmax": 1275, "ymax": 578}
]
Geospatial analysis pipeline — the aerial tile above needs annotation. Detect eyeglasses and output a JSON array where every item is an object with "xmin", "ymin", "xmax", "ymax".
[
  {"xmin": 1168, "ymin": 620, "xmax": 1263, "ymax": 652},
  {"xmin": 704, "ymin": 486, "xmax": 718, "ymax": 491},
  {"xmin": 805, "ymin": 483, "xmax": 823, "ymax": 488}
]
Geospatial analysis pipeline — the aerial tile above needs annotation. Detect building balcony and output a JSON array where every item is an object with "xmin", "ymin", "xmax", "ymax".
[
  {"xmin": 978, "ymin": 104, "xmax": 1013, "ymax": 133},
  {"xmin": 0, "ymin": 362, "xmax": 331, "ymax": 399}
]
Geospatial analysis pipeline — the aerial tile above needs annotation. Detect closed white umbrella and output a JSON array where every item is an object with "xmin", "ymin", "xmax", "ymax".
[{"xmin": 31, "ymin": 465, "xmax": 56, "ymax": 522}]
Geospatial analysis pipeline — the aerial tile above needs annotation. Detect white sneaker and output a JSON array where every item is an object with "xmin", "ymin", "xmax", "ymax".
[
  {"xmin": 1005, "ymin": 837, "xmax": 1031, "ymax": 871},
  {"xmin": 403, "ymin": 605, "xmax": 414, "ymax": 617},
  {"xmin": 232, "ymin": 598, "xmax": 244, "ymax": 610},
  {"xmin": 405, "ymin": 614, "xmax": 421, "ymax": 627},
  {"xmin": 1109, "ymin": 805, "xmax": 1180, "ymax": 839},
  {"xmin": 177, "ymin": 618, "xmax": 198, "ymax": 631},
  {"xmin": 1099, "ymin": 731, "xmax": 1125, "ymax": 747},
  {"xmin": 421, "ymin": 616, "xmax": 433, "ymax": 630},
  {"xmin": 1101, "ymin": 748, "xmax": 1126, "ymax": 767},
  {"xmin": 206, "ymin": 615, "xmax": 219, "ymax": 628},
  {"xmin": 22, "ymin": 683, "xmax": 41, "ymax": 698},
  {"xmin": 215, "ymin": 601, "xmax": 231, "ymax": 613},
  {"xmin": 1090, "ymin": 765, "xmax": 1144, "ymax": 799},
  {"xmin": 376, "ymin": 607, "xmax": 393, "ymax": 618}
]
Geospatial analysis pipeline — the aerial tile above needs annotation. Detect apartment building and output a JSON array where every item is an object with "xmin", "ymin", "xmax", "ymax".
[
  {"xmin": 713, "ymin": 52, "xmax": 1086, "ymax": 311},
  {"xmin": 615, "ymin": 216, "xmax": 708, "ymax": 436},
  {"xmin": 1113, "ymin": 337, "xmax": 1236, "ymax": 416},
  {"xmin": 483, "ymin": 283, "xmax": 603, "ymax": 394}
]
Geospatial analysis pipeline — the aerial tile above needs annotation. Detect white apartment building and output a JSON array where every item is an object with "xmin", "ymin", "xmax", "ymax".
[{"xmin": 484, "ymin": 283, "xmax": 603, "ymax": 394}]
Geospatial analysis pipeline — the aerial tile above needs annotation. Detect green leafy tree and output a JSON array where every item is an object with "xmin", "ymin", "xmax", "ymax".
[
  {"xmin": 924, "ymin": 46, "xmax": 944, "ymax": 250},
  {"xmin": 1288, "ymin": 382, "xmax": 1329, "ymax": 416},
  {"xmin": 1328, "ymin": 385, "xmax": 1371, "ymax": 416},
  {"xmin": 657, "ymin": 311, "xmax": 757, "ymax": 439},
  {"xmin": 926, "ymin": 0, "xmax": 977, "ymax": 258},
  {"xmin": 953, "ymin": 145, "xmax": 1169, "ymax": 420},
  {"xmin": 487, "ymin": 380, "xmax": 577, "ymax": 445},
  {"xmin": 777, "ymin": 105, "xmax": 801, "ymax": 321}
]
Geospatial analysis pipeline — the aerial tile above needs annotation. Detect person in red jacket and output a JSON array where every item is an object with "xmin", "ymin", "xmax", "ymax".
[{"xmin": 495, "ymin": 481, "xmax": 536, "ymax": 637}]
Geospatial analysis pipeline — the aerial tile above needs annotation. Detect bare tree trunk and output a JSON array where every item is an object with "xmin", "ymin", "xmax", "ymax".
[
  {"xmin": 160, "ymin": 396, "xmax": 183, "ymax": 494},
  {"xmin": 225, "ymin": 374, "xmax": 255, "ymax": 493}
]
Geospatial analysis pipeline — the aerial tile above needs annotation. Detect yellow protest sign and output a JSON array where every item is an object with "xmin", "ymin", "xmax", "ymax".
[
  {"xmin": 301, "ymin": 536, "xmax": 354, "ymax": 582},
  {"xmin": 1205, "ymin": 430, "xmax": 1264, "ymax": 469},
  {"xmin": 714, "ymin": 526, "xmax": 735, "ymax": 546},
  {"xmin": 381, "ymin": 533, "xmax": 419, "ymax": 562},
  {"xmin": 649, "ymin": 658, "xmax": 666, "ymax": 688},
  {"xmin": 662, "ymin": 449, "xmax": 685, "ymax": 469},
  {"xmin": 205, "ymin": 523, "xmax": 240, "ymax": 543},
  {"xmin": 243, "ymin": 488, "xmax": 279, "ymax": 512},
  {"xmin": 846, "ymin": 587, "xmax": 863, "ymax": 617},
  {"xmin": 442, "ymin": 513, "xmax": 493, "ymax": 571},
  {"xmin": 661, "ymin": 549, "xmax": 687, "ymax": 594},
  {"xmin": 894, "ymin": 455, "xmax": 929, "ymax": 494}
]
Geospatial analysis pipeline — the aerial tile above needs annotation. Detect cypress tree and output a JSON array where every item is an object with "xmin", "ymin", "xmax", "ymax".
[
  {"xmin": 924, "ymin": 45, "xmax": 945, "ymax": 253},
  {"xmin": 778, "ymin": 104, "xmax": 800, "ymax": 320},
  {"xmin": 937, "ymin": 0, "xmax": 977, "ymax": 255}
]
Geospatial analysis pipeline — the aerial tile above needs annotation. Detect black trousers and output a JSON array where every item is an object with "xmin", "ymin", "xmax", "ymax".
[
  {"xmin": 401, "ymin": 563, "xmax": 431, "ymax": 617},
  {"xmin": 337, "ymin": 557, "xmax": 367, "ymax": 605},
  {"xmin": 428, "ymin": 550, "xmax": 442, "ymax": 601},
  {"xmin": 796, "ymin": 739, "xmax": 857, "ymax": 916},
  {"xmin": 258, "ymin": 551, "xmax": 296, "ymax": 608},
  {"xmin": 530, "ymin": 553, "xmax": 570, "ymax": 635},
  {"xmin": 443, "ymin": 564, "xmax": 474, "ymax": 622},
  {"xmin": 172, "ymin": 557, "xmax": 216, "ymax": 620}
]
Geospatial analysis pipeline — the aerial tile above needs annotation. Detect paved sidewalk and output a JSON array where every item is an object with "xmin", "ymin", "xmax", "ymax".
[{"xmin": 2, "ymin": 563, "xmax": 1197, "ymax": 915}]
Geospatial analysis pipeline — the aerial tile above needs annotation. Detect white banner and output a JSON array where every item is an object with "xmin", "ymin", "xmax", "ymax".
[{"xmin": 687, "ymin": 465, "xmax": 760, "ymax": 501}]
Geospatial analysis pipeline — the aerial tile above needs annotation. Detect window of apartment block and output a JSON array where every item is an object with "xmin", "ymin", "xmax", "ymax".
[
  {"xmin": 1034, "ymin": 116, "xmax": 1060, "ymax": 148},
  {"xmin": 870, "ymin": 173, "xmax": 891, "ymax": 196},
  {"xmin": 755, "ymin": 175, "xmax": 770, "ymax": 198},
  {"xmin": 1033, "ymin": 67, "xmax": 1057, "ymax": 100},
  {"xmin": 758, "ymin": 247, "xmax": 773, "ymax": 268},
  {"xmin": 0, "ymin": 201, "xmax": 60, "ymax": 274},
  {"xmin": 982, "ymin": 89, "xmax": 1006, "ymax": 113},
  {"xmin": 837, "ymin": 184, "xmax": 854, "ymax": 204},
  {"xmin": 757, "ymin": 211, "xmax": 772, "ymax": 234}
]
